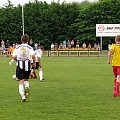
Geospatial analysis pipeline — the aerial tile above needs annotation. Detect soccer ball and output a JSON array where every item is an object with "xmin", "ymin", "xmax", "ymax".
[{"xmin": 12, "ymin": 75, "xmax": 16, "ymax": 80}]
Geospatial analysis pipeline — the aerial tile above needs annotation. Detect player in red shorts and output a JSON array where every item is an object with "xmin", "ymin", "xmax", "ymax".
[{"xmin": 107, "ymin": 35, "xmax": 120, "ymax": 97}]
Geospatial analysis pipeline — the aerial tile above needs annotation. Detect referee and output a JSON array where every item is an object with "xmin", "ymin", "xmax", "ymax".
[{"xmin": 12, "ymin": 34, "xmax": 35, "ymax": 102}]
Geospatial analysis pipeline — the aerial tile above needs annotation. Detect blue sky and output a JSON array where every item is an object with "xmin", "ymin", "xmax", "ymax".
[{"xmin": 0, "ymin": 0, "xmax": 98, "ymax": 6}]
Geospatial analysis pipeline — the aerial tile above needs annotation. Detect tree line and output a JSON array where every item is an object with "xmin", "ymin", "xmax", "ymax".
[{"xmin": 0, "ymin": 0, "xmax": 120, "ymax": 49}]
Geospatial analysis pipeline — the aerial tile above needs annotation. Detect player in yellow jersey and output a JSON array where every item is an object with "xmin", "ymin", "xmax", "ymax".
[
  {"xmin": 11, "ymin": 44, "xmax": 16, "ymax": 56},
  {"xmin": 9, "ymin": 44, "xmax": 17, "ymax": 65},
  {"xmin": 107, "ymin": 35, "xmax": 120, "ymax": 97}
]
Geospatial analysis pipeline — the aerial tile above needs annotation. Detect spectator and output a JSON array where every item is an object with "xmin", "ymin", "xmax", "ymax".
[
  {"xmin": 82, "ymin": 42, "xmax": 86, "ymax": 49},
  {"xmin": 63, "ymin": 40, "xmax": 67, "ymax": 48},
  {"xmin": 94, "ymin": 43, "xmax": 98, "ymax": 49},
  {"xmin": 67, "ymin": 40, "xmax": 71, "ymax": 49},
  {"xmin": 5, "ymin": 40, "xmax": 10, "ymax": 48},
  {"xmin": 3, "ymin": 47, "xmax": 6, "ymax": 57},
  {"xmin": 59, "ymin": 43, "xmax": 63, "ymax": 49},
  {"xmin": 1, "ymin": 40, "xmax": 5, "ymax": 52},
  {"xmin": 51, "ymin": 43, "xmax": 54, "ymax": 50},
  {"xmin": 88, "ymin": 43, "xmax": 92, "ymax": 49},
  {"xmin": 0, "ymin": 40, "xmax": 1, "ymax": 47},
  {"xmin": 71, "ymin": 40, "xmax": 74, "ymax": 48},
  {"xmin": 76, "ymin": 40, "xmax": 80, "ymax": 48},
  {"xmin": 97, "ymin": 43, "xmax": 100, "ymax": 50},
  {"xmin": 54, "ymin": 43, "xmax": 58, "ymax": 50}
]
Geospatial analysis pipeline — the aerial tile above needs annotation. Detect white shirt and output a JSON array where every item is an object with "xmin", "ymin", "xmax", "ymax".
[
  {"xmin": 35, "ymin": 49, "xmax": 43, "ymax": 62},
  {"xmin": 51, "ymin": 44, "xmax": 54, "ymax": 49},
  {"xmin": 13, "ymin": 43, "xmax": 34, "ymax": 71},
  {"xmin": 13, "ymin": 43, "xmax": 34, "ymax": 61}
]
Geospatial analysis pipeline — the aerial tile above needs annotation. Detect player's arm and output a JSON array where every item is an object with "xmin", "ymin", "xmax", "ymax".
[
  {"xmin": 32, "ymin": 54, "xmax": 36, "ymax": 67},
  {"xmin": 107, "ymin": 44, "xmax": 114, "ymax": 64},
  {"xmin": 12, "ymin": 55, "xmax": 17, "ymax": 61},
  {"xmin": 12, "ymin": 49, "xmax": 17, "ymax": 61},
  {"xmin": 107, "ymin": 51, "xmax": 112, "ymax": 64},
  {"xmin": 30, "ymin": 48, "xmax": 36, "ymax": 67}
]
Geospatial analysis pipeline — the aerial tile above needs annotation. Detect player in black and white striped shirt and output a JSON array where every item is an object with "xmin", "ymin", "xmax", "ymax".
[{"xmin": 12, "ymin": 34, "xmax": 35, "ymax": 102}]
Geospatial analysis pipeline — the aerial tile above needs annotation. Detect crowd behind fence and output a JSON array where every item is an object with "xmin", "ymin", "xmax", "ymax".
[
  {"xmin": 51, "ymin": 40, "xmax": 100, "ymax": 51},
  {"xmin": 0, "ymin": 39, "xmax": 101, "ymax": 57}
]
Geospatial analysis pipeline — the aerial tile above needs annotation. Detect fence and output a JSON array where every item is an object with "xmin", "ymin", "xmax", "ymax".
[
  {"xmin": 42, "ymin": 50, "xmax": 101, "ymax": 57},
  {"xmin": 0, "ymin": 49, "xmax": 103, "ymax": 57}
]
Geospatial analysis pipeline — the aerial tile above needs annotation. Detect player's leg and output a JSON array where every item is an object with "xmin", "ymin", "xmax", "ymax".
[
  {"xmin": 113, "ymin": 76, "xmax": 118, "ymax": 97},
  {"xmin": 33, "ymin": 69, "xmax": 37, "ymax": 78},
  {"xmin": 113, "ymin": 66, "xmax": 120, "ymax": 97},
  {"xmin": 33, "ymin": 62, "xmax": 38, "ymax": 78},
  {"xmin": 19, "ymin": 80, "xmax": 26, "ymax": 102},
  {"xmin": 24, "ymin": 71, "xmax": 31, "ymax": 98},
  {"xmin": 33, "ymin": 62, "xmax": 40, "ymax": 79},
  {"xmin": 16, "ymin": 67, "xmax": 26, "ymax": 102},
  {"xmin": 116, "ymin": 74, "xmax": 120, "ymax": 96},
  {"xmin": 30, "ymin": 63, "xmax": 37, "ymax": 79},
  {"xmin": 113, "ymin": 66, "xmax": 118, "ymax": 97},
  {"xmin": 114, "ymin": 76, "xmax": 117, "ymax": 86},
  {"xmin": 36, "ymin": 62, "xmax": 44, "ymax": 81},
  {"xmin": 9, "ymin": 59, "xmax": 14, "ymax": 65},
  {"xmin": 39, "ymin": 67, "xmax": 44, "ymax": 81},
  {"xmin": 29, "ymin": 68, "xmax": 34, "ymax": 79},
  {"xmin": 24, "ymin": 80, "xmax": 30, "ymax": 98},
  {"xmin": 30, "ymin": 69, "xmax": 37, "ymax": 79}
]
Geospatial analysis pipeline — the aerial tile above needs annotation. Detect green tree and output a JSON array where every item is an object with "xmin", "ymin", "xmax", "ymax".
[
  {"xmin": 2, "ymin": 0, "xmax": 120, "ymax": 49},
  {"xmin": 71, "ymin": 0, "xmax": 120, "ymax": 48},
  {"xmin": 3, "ymin": 0, "xmax": 14, "ymax": 8}
]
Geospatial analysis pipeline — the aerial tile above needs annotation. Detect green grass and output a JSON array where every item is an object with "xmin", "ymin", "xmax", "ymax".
[{"xmin": 0, "ymin": 57, "xmax": 119, "ymax": 120}]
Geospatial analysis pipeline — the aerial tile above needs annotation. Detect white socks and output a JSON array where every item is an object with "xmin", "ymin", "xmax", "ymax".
[
  {"xmin": 39, "ymin": 71, "xmax": 43, "ymax": 81},
  {"xmin": 24, "ymin": 81, "xmax": 29, "ymax": 89},
  {"xmin": 19, "ymin": 81, "xmax": 30, "ymax": 100},
  {"xmin": 19, "ymin": 85, "xmax": 26, "ymax": 100}
]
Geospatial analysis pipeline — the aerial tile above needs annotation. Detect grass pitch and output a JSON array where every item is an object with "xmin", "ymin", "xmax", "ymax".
[{"xmin": 0, "ymin": 57, "xmax": 119, "ymax": 120}]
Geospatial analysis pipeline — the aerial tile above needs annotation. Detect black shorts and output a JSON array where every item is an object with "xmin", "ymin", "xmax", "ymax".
[
  {"xmin": 35, "ymin": 62, "xmax": 40, "ymax": 69},
  {"xmin": 31, "ymin": 63, "xmax": 34, "ymax": 69},
  {"xmin": 16, "ymin": 66, "xmax": 31, "ymax": 80}
]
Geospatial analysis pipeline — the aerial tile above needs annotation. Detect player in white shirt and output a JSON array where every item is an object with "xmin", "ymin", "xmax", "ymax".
[
  {"xmin": 12, "ymin": 34, "xmax": 35, "ymax": 102},
  {"xmin": 34, "ymin": 45, "xmax": 44, "ymax": 81}
]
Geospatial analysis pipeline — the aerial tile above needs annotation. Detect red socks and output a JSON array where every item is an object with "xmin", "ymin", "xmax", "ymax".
[
  {"xmin": 33, "ymin": 71, "xmax": 37, "ymax": 78},
  {"xmin": 29, "ymin": 70, "xmax": 37, "ymax": 79},
  {"xmin": 113, "ymin": 80, "xmax": 120, "ymax": 97},
  {"xmin": 114, "ymin": 79, "xmax": 117, "ymax": 86},
  {"xmin": 29, "ymin": 74, "xmax": 33, "ymax": 79}
]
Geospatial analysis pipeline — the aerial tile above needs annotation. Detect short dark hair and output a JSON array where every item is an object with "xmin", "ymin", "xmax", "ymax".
[{"xmin": 21, "ymin": 34, "xmax": 29, "ymax": 43}]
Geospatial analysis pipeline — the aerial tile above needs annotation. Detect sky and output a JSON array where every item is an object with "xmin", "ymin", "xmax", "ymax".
[{"xmin": 0, "ymin": 0, "xmax": 98, "ymax": 7}]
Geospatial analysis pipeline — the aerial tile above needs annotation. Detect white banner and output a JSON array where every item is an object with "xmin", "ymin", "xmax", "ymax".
[{"xmin": 96, "ymin": 24, "xmax": 120, "ymax": 37}]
